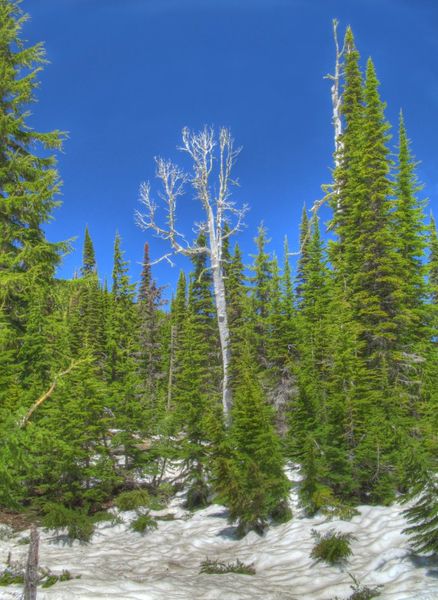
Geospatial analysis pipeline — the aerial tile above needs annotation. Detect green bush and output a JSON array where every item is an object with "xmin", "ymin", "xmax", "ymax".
[
  {"xmin": 157, "ymin": 482, "xmax": 176, "ymax": 503},
  {"xmin": 0, "ymin": 570, "xmax": 24, "ymax": 586},
  {"xmin": 130, "ymin": 513, "xmax": 158, "ymax": 534},
  {"xmin": 91, "ymin": 510, "xmax": 122, "ymax": 526},
  {"xmin": 185, "ymin": 477, "xmax": 210, "ymax": 510},
  {"xmin": 270, "ymin": 499, "xmax": 293, "ymax": 524},
  {"xmin": 114, "ymin": 489, "xmax": 152, "ymax": 511},
  {"xmin": 199, "ymin": 558, "xmax": 256, "ymax": 575},
  {"xmin": 310, "ymin": 529, "xmax": 355, "ymax": 565},
  {"xmin": 41, "ymin": 569, "xmax": 75, "ymax": 588},
  {"xmin": 42, "ymin": 503, "xmax": 94, "ymax": 542}
]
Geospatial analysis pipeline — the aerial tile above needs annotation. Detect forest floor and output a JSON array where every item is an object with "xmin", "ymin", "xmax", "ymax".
[{"xmin": 1, "ymin": 467, "xmax": 438, "ymax": 599}]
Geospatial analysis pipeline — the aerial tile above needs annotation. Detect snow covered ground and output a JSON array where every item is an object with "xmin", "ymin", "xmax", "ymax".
[{"xmin": 1, "ymin": 469, "xmax": 438, "ymax": 600}]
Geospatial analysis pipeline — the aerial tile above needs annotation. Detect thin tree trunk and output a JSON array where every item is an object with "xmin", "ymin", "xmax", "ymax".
[
  {"xmin": 211, "ymin": 252, "xmax": 232, "ymax": 423},
  {"xmin": 24, "ymin": 524, "xmax": 39, "ymax": 600}
]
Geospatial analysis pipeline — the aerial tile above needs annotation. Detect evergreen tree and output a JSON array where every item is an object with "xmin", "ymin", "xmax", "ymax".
[
  {"xmin": 81, "ymin": 226, "xmax": 97, "ymax": 276},
  {"xmin": 329, "ymin": 27, "xmax": 364, "ymax": 278},
  {"xmin": 296, "ymin": 204, "xmax": 310, "ymax": 301},
  {"xmin": 137, "ymin": 242, "xmax": 163, "ymax": 408},
  {"xmin": 106, "ymin": 233, "xmax": 143, "ymax": 470},
  {"xmin": 249, "ymin": 224, "xmax": 273, "ymax": 366},
  {"xmin": 290, "ymin": 216, "xmax": 331, "ymax": 503},
  {"xmin": 172, "ymin": 248, "xmax": 221, "ymax": 507},
  {"xmin": 69, "ymin": 228, "xmax": 106, "ymax": 363},
  {"xmin": 0, "ymin": 0, "xmax": 65, "ymax": 331},
  {"xmin": 429, "ymin": 216, "xmax": 438, "ymax": 304},
  {"xmin": 214, "ymin": 329, "xmax": 290, "ymax": 535}
]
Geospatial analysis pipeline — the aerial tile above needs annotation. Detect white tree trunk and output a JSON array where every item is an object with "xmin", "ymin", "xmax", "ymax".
[
  {"xmin": 211, "ymin": 247, "xmax": 232, "ymax": 422},
  {"xmin": 137, "ymin": 126, "xmax": 246, "ymax": 424}
]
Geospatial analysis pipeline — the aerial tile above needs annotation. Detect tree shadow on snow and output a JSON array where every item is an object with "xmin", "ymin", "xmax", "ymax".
[{"xmin": 407, "ymin": 553, "xmax": 438, "ymax": 578}]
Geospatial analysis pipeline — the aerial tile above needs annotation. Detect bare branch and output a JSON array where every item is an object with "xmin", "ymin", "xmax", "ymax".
[{"xmin": 21, "ymin": 359, "xmax": 88, "ymax": 427}]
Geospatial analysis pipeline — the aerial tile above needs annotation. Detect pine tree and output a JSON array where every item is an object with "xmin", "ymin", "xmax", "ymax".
[
  {"xmin": 249, "ymin": 224, "xmax": 273, "ymax": 366},
  {"xmin": 351, "ymin": 59, "xmax": 402, "ymax": 367},
  {"xmin": 296, "ymin": 204, "xmax": 310, "ymax": 301},
  {"xmin": 429, "ymin": 216, "xmax": 438, "ymax": 304},
  {"xmin": 137, "ymin": 242, "xmax": 163, "ymax": 409},
  {"xmin": 81, "ymin": 226, "xmax": 97, "ymax": 276},
  {"xmin": 392, "ymin": 112, "xmax": 428, "ymax": 414},
  {"xmin": 214, "ymin": 331, "xmax": 290, "ymax": 535},
  {"xmin": 68, "ymin": 228, "xmax": 106, "ymax": 364},
  {"xmin": 106, "ymin": 233, "xmax": 143, "ymax": 470},
  {"xmin": 0, "ymin": 0, "xmax": 65, "ymax": 331},
  {"xmin": 329, "ymin": 26, "xmax": 364, "ymax": 278},
  {"xmin": 290, "ymin": 216, "xmax": 332, "ymax": 506}
]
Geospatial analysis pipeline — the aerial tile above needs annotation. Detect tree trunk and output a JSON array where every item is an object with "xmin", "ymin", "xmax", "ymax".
[
  {"xmin": 24, "ymin": 524, "xmax": 39, "ymax": 600},
  {"xmin": 211, "ymin": 246, "xmax": 232, "ymax": 423}
]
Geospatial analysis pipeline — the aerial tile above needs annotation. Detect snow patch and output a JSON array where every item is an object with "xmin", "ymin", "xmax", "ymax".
[{"xmin": 1, "ymin": 492, "xmax": 438, "ymax": 599}]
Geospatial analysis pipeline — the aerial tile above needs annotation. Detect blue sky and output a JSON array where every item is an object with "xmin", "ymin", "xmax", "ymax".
[{"xmin": 24, "ymin": 0, "xmax": 438, "ymax": 296}]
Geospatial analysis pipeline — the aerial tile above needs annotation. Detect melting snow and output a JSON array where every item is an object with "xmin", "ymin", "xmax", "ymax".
[{"xmin": 1, "ymin": 468, "xmax": 438, "ymax": 599}]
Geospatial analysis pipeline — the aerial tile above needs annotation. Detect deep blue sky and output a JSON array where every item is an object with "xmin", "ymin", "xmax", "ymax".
[{"xmin": 23, "ymin": 0, "xmax": 438, "ymax": 295}]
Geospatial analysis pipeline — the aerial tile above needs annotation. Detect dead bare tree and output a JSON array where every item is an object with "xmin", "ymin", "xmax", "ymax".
[
  {"xmin": 136, "ymin": 127, "xmax": 248, "ymax": 423},
  {"xmin": 24, "ymin": 524, "xmax": 39, "ymax": 600},
  {"xmin": 290, "ymin": 19, "xmax": 345, "ymax": 257}
]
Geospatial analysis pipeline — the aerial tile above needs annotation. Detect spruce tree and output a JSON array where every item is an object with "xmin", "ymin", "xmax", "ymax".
[
  {"xmin": 249, "ymin": 224, "xmax": 273, "ymax": 367},
  {"xmin": 296, "ymin": 204, "xmax": 310, "ymax": 301},
  {"xmin": 329, "ymin": 26, "xmax": 364, "ymax": 278},
  {"xmin": 0, "ymin": 0, "xmax": 65, "ymax": 330},
  {"xmin": 214, "ymin": 328, "xmax": 290, "ymax": 535},
  {"xmin": 137, "ymin": 242, "xmax": 163, "ymax": 410},
  {"xmin": 106, "ymin": 233, "xmax": 143, "ymax": 471},
  {"xmin": 290, "ymin": 216, "xmax": 332, "ymax": 508},
  {"xmin": 81, "ymin": 226, "xmax": 97, "ymax": 276}
]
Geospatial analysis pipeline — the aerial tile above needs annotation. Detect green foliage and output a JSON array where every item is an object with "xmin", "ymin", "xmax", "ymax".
[
  {"xmin": 130, "ymin": 513, "xmax": 158, "ymax": 534},
  {"xmin": 310, "ymin": 529, "xmax": 355, "ymax": 565},
  {"xmin": 402, "ymin": 456, "xmax": 438, "ymax": 555},
  {"xmin": 42, "ymin": 503, "xmax": 95, "ymax": 542},
  {"xmin": 185, "ymin": 474, "xmax": 210, "ymax": 510},
  {"xmin": 331, "ymin": 574, "xmax": 382, "ymax": 600},
  {"xmin": 114, "ymin": 489, "xmax": 153, "ymax": 512},
  {"xmin": 0, "ymin": 6, "xmax": 437, "ymax": 554},
  {"xmin": 0, "ymin": 570, "xmax": 24, "ymax": 586},
  {"xmin": 41, "ymin": 570, "xmax": 75, "ymax": 588},
  {"xmin": 214, "ymin": 334, "xmax": 290, "ymax": 535},
  {"xmin": 199, "ymin": 558, "xmax": 256, "ymax": 575}
]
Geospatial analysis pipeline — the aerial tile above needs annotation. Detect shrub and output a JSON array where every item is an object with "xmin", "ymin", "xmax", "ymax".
[
  {"xmin": 0, "ymin": 570, "xmax": 24, "ymax": 586},
  {"xmin": 199, "ymin": 558, "xmax": 256, "ymax": 575},
  {"xmin": 91, "ymin": 511, "xmax": 122, "ymax": 526},
  {"xmin": 41, "ymin": 569, "xmax": 76, "ymax": 588},
  {"xmin": 332, "ymin": 574, "xmax": 383, "ymax": 599},
  {"xmin": 270, "ymin": 499, "xmax": 293, "ymax": 524},
  {"xmin": 114, "ymin": 489, "xmax": 152, "ymax": 511},
  {"xmin": 157, "ymin": 482, "xmax": 176, "ymax": 503},
  {"xmin": 310, "ymin": 528, "xmax": 355, "ymax": 565},
  {"xmin": 130, "ymin": 513, "xmax": 158, "ymax": 534},
  {"xmin": 42, "ymin": 504, "xmax": 94, "ymax": 542},
  {"xmin": 185, "ymin": 477, "xmax": 210, "ymax": 510}
]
